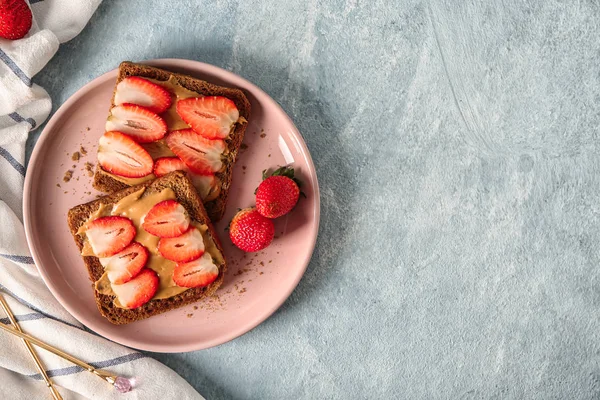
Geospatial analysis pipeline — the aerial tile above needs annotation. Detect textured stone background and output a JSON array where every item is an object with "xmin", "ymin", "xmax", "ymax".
[{"xmin": 29, "ymin": 0, "xmax": 600, "ymax": 398}]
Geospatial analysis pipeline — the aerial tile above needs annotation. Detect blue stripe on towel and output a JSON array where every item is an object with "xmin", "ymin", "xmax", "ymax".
[
  {"xmin": 29, "ymin": 0, "xmax": 44, "ymax": 4},
  {"xmin": 0, "ymin": 284, "xmax": 82, "ymax": 330},
  {"xmin": 8, "ymin": 112, "xmax": 37, "ymax": 129},
  {"xmin": 0, "ymin": 48, "xmax": 32, "ymax": 87},
  {"xmin": 0, "ymin": 254, "xmax": 35, "ymax": 264},
  {"xmin": 0, "ymin": 146, "xmax": 26, "ymax": 176},
  {"xmin": 27, "ymin": 353, "xmax": 148, "ymax": 380},
  {"xmin": 0, "ymin": 312, "xmax": 46, "ymax": 325}
]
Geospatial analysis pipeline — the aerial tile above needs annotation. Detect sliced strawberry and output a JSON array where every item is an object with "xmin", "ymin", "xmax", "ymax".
[
  {"xmin": 154, "ymin": 157, "xmax": 216, "ymax": 199},
  {"xmin": 173, "ymin": 253, "xmax": 219, "ymax": 288},
  {"xmin": 112, "ymin": 269, "xmax": 158, "ymax": 309},
  {"xmin": 114, "ymin": 76, "xmax": 172, "ymax": 114},
  {"xmin": 153, "ymin": 157, "xmax": 188, "ymax": 177},
  {"xmin": 176, "ymin": 96, "xmax": 239, "ymax": 139},
  {"xmin": 98, "ymin": 131, "xmax": 154, "ymax": 178},
  {"xmin": 142, "ymin": 200, "xmax": 190, "ymax": 238},
  {"xmin": 105, "ymin": 104, "xmax": 167, "ymax": 143},
  {"xmin": 158, "ymin": 227, "xmax": 205, "ymax": 263},
  {"xmin": 165, "ymin": 129, "xmax": 225, "ymax": 174},
  {"xmin": 101, "ymin": 242, "xmax": 148, "ymax": 284},
  {"xmin": 85, "ymin": 216, "xmax": 136, "ymax": 258},
  {"xmin": 189, "ymin": 173, "xmax": 216, "ymax": 200}
]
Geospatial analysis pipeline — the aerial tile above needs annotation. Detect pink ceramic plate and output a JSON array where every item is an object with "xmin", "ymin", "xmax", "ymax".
[{"xmin": 23, "ymin": 59, "xmax": 320, "ymax": 352}]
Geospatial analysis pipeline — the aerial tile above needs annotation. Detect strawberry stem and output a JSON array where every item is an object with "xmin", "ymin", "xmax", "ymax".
[{"xmin": 262, "ymin": 165, "xmax": 303, "ymax": 187}]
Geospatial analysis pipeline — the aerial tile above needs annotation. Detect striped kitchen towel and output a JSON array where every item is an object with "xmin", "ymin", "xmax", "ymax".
[{"xmin": 0, "ymin": 1, "xmax": 204, "ymax": 399}]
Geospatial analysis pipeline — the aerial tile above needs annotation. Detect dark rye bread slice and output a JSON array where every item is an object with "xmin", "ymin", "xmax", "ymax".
[
  {"xmin": 93, "ymin": 61, "xmax": 251, "ymax": 222},
  {"xmin": 68, "ymin": 171, "xmax": 226, "ymax": 325}
]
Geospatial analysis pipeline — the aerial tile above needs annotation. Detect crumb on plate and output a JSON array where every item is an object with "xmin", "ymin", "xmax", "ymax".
[
  {"xmin": 85, "ymin": 162, "xmax": 94, "ymax": 177},
  {"xmin": 63, "ymin": 170, "xmax": 73, "ymax": 182}
]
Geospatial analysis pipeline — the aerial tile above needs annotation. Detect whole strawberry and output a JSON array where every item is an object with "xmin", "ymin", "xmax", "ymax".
[
  {"xmin": 0, "ymin": 0, "xmax": 32, "ymax": 40},
  {"xmin": 229, "ymin": 208, "xmax": 275, "ymax": 252},
  {"xmin": 255, "ymin": 166, "xmax": 301, "ymax": 219}
]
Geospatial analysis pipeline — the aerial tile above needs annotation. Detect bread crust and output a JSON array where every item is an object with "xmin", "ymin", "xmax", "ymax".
[
  {"xmin": 68, "ymin": 171, "xmax": 226, "ymax": 325},
  {"xmin": 93, "ymin": 61, "xmax": 251, "ymax": 222}
]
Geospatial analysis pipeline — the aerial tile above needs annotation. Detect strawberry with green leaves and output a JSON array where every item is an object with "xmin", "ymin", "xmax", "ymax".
[{"xmin": 255, "ymin": 166, "xmax": 301, "ymax": 219}]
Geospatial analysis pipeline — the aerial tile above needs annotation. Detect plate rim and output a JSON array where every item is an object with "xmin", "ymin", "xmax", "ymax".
[{"xmin": 23, "ymin": 58, "xmax": 321, "ymax": 352}]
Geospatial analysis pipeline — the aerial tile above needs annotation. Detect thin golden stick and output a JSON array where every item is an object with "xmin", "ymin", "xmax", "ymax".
[
  {"xmin": 0, "ymin": 295, "xmax": 63, "ymax": 400},
  {"xmin": 0, "ymin": 320, "xmax": 134, "ymax": 393}
]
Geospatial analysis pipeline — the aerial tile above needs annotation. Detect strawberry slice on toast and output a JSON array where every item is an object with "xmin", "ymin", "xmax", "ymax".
[
  {"xmin": 98, "ymin": 131, "xmax": 154, "ymax": 178},
  {"xmin": 158, "ymin": 227, "xmax": 205, "ymax": 263},
  {"xmin": 112, "ymin": 269, "xmax": 159, "ymax": 309},
  {"xmin": 165, "ymin": 129, "xmax": 224, "ymax": 174},
  {"xmin": 142, "ymin": 200, "xmax": 190, "ymax": 238},
  {"xmin": 114, "ymin": 76, "xmax": 172, "ymax": 114},
  {"xmin": 106, "ymin": 104, "xmax": 167, "ymax": 143},
  {"xmin": 176, "ymin": 96, "xmax": 239, "ymax": 140},
  {"xmin": 172, "ymin": 253, "xmax": 219, "ymax": 288},
  {"xmin": 85, "ymin": 216, "xmax": 136, "ymax": 257},
  {"xmin": 102, "ymin": 242, "xmax": 149, "ymax": 284},
  {"xmin": 154, "ymin": 157, "xmax": 216, "ymax": 200},
  {"xmin": 153, "ymin": 157, "xmax": 188, "ymax": 177},
  {"xmin": 189, "ymin": 174, "xmax": 216, "ymax": 200}
]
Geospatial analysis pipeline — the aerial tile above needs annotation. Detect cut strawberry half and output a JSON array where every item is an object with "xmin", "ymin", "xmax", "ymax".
[
  {"xmin": 98, "ymin": 131, "xmax": 154, "ymax": 178},
  {"xmin": 176, "ymin": 96, "xmax": 239, "ymax": 139},
  {"xmin": 153, "ymin": 157, "xmax": 188, "ymax": 177},
  {"xmin": 85, "ymin": 216, "xmax": 136, "ymax": 258},
  {"xmin": 189, "ymin": 173, "xmax": 216, "ymax": 200},
  {"xmin": 158, "ymin": 227, "xmax": 205, "ymax": 263},
  {"xmin": 114, "ymin": 76, "xmax": 172, "ymax": 114},
  {"xmin": 105, "ymin": 104, "xmax": 167, "ymax": 143},
  {"xmin": 153, "ymin": 157, "xmax": 216, "ymax": 200},
  {"xmin": 142, "ymin": 200, "xmax": 190, "ymax": 238},
  {"xmin": 172, "ymin": 253, "xmax": 219, "ymax": 288},
  {"xmin": 101, "ymin": 242, "xmax": 148, "ymax": 284},
  {"xmin": 165, "ymin": 129, "xmax": 225, "ymax": 174},
  {"xmin": 112, "ymin": 269, "xmax": 159, "ymax": 309}
]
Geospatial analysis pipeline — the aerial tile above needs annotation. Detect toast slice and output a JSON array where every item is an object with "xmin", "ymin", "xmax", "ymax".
[
  {"xmin": 68, "ymin": 171, "xmax": 226, "ymax": 325},
  {"xmin": 93, "ymin": 61, "xmax": 251, "ymax": 222}
]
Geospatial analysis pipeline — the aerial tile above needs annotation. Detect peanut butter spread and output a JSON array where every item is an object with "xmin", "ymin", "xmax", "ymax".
[
  {"xmin": 102, "ymin": 75, "xmax": 226, "ymax": 201},
  {"xmin": 146, "ymin": 76, "xmax": 199, "ymax": 130},
  {"xmin": 77, "ymin": 187, "xmax": 224, "ymax": 308}
]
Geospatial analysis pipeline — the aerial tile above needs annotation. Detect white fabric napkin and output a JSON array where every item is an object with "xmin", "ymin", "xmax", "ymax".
[{"xmin": 0, "ymin": 1, "xmax": 204, "ymax": 399}]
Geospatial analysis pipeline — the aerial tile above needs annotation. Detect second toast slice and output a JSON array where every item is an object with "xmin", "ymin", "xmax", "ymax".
[{"xmin": 68, "ymin": 171, "xmax": 226, "ymax": 325}]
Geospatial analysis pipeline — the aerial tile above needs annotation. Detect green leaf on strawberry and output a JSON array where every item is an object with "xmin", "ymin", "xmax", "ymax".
[{"xmin": 262, "ymin": 166, "xmax": 303, "ymax": 187}]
